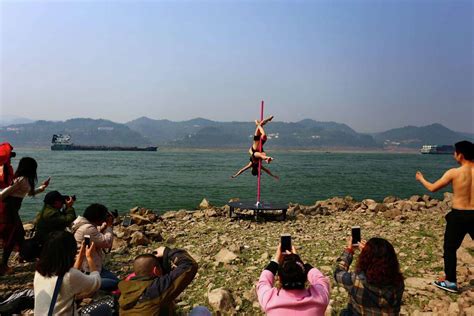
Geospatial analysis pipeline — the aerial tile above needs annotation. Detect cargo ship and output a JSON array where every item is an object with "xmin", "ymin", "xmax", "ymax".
[
  {"xmin": 420, "ymin": 144, "xmax": 454, "ymax": 154},
  {"xmin": 51, "ymin": 134, "xmax": 158, "ymax": 151}
]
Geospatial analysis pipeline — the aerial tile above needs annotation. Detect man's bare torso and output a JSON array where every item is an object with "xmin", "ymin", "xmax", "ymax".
[{"xmin": 452, "ymin": 164, "xmax": 474, "ymax": 210}]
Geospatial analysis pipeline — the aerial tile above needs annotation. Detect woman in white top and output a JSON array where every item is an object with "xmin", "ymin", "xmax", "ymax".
[
  {"xmin": 34, "ymin": 230, "xmax": 101, "ymax": 315},
  {"xmin": 0, "ymin": 157, "xmax": 50, "ymax": 275}
]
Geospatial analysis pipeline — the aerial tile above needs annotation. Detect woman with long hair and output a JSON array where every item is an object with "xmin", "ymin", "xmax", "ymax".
[
  {"xmin": 334, "ymin": 237, "xmax": 404, "ymax": 315},
  {"xmin": 34, "ymin": 231, "xmax": 100, "ymax": 315},
  {"xmin": 257, "ymin": 242, "xmax": 330, "ymax": 315},
  {"xmin": 0, "ymin": 157, "xmax": 50, "ymax": 275}
]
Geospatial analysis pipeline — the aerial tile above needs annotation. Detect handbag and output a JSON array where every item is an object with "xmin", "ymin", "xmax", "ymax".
[{"xmin": 79, "ymin": 295, "xmax": 116, "ymax": 316}]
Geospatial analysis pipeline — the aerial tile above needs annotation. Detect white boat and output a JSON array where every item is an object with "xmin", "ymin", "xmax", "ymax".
[{"xmin": 420, "ymin": 145, "xmax": 454, "ymax": 154}]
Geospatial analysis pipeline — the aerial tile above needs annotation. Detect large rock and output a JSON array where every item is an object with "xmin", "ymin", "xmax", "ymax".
[
  {"xmin": 145, "ymin": 230, "xmax": 164, "ymax": 242},
  {"xmin": 161, "ymin": 211, "xmax": 177, "ymax": 219},
  {"xmin": 208, "ymin": 288, "xmax": 235, "ymax": 314},
  {"xmin": 409, "ymin": 195, "xmax": 421, "ymax": 202},
  {"xmin": 175, "ymin": 210, "xmax": 188, "ymax": 219},
  {"xmin": 444, "ymin": 192, "xmax": 453, "ymax": 202},
  {"xmin": 204, "ymin": 209, "xmax": 218, "ymax": 217},
  {"xmin": 215, "ymin": 248, "xmax": 238, "ymax": 264},
  {"xmin": 130, "ymin": 231, "xmax": 149, "ymax": 246},
  {"xmin": 127, "ymin": 224, "xmax": 143, "ymax": 232},
  {"xmin": 422, "ymin": 194, "xmax": 432, "ymax": 203},
  {"xmin": 130, "ymin": 214, "xmax": 151, "ymax": 226},
  {"xmin": 405, "ymin": 277, "xmax": 432, "ymax": 291},
  {"xmin": 383, "ymin": 196, "xmax": 399, "ymax": 203},
  {"xmin": 362, "ymin": 199, "xmax": 376, "ymax": 209},
  {"xmin": 114, "ymin": 226, "xmax": 131, "ymax": 240},
  {"xmin": 199, "ymin": 198, "xmax": 211, "ymax": 210},
  {"xmin": 193, "ymin": 211, "xmax": 205, "ymax": 219},
  {"xmin": 383, "ymin": 209, "xmax": 402, "ymax": 219},
  {"xmin": 111, "ymin": 238, "xmax": 128, "ymax": 251},
  {"xmin": 464, "ymin": 306, "xmax": 474, "ymax": 316},
  {"xmin": 447, "ymin": 302, "xmax": 461, "ymax": 315},
  {"xmin": 374, "ymin": 204, "xmax": 388, "ymax": 213}
]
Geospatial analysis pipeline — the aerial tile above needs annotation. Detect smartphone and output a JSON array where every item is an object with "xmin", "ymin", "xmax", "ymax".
[
  {"xmin": 122, "ymin": 216, "xmax": 132, "ymax": 227},
  {"xmin": 351, "ymin": 226, "xmax": 361, "ymax": 246},
  {"xmin": 84, "ymin": 235, "xmax": 91, "ymax": 247},
  {"xmin": 280, "ymin": 234, "xmax": 292, "ymax": 252}
]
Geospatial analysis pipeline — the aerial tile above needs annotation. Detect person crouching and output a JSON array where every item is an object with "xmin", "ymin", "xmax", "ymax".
[{"xmin": 118, "ymin": 246, "xmax": 198, "ymax": 316}]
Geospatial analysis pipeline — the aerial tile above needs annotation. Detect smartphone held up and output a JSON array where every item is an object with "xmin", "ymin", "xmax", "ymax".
[
  {"xmin": 281, "ymin": 234, "xmax": 292, "ymax": 252},
  {"xmin": 351, "ymin": 226, "xmax": 361, "ymax": 246},
  {"xmin": 84, "ymin": 235, "xmax": 91, "ymax": 248}
]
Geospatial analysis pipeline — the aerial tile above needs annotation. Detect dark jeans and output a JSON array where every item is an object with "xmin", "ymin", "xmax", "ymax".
[
  {"xmin": 100, "ymin": 268, "xmax": 119, "ymax": 291},
  {"xmin": 444, "ymin": 209, "xmax": 474, "ymax": 283}
]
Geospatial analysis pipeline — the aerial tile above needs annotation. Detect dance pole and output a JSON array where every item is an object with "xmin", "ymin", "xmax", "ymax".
[{"xmin": 256, "ymin": 100, "xmax": 264, "ymax": 205}]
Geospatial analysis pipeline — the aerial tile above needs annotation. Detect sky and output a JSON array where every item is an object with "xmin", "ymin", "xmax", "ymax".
[{"xmin": 0, "ymin": 0, "xmax": 472, "ymax": 133}]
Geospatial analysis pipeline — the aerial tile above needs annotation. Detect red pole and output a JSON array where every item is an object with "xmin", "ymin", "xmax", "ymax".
[{"xmin": 257, "ymin": 100, "xmax": 264, "ymax": 204}]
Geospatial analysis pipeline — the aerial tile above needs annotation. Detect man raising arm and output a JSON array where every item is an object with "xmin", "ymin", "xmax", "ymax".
[{"xmin": 416, "ymin": 140, "xmax": 474, "ymax": 293}]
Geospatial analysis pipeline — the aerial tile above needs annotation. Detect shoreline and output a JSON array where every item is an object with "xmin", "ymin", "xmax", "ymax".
[
  {"xmin": 13, "ymin": 146, "xmax": 419, "ymax": 154},
  {"xmin": 2, "ymin": 193, "xmax": 473, "ymax": 314}
]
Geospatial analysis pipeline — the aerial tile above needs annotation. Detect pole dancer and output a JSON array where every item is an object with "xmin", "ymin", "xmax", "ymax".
[{"xmin": 230, "ymin": 101, "xmax": 279, "ymax": 181}]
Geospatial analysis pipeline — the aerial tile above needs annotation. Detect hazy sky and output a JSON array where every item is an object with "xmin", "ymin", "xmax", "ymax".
[{"xmin": 0, "ymin": 0, "xmax": 472, "ymax": 133}]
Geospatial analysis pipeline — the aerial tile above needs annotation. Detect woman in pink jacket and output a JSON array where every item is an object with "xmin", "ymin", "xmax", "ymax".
[{"xmin": 257, "ymin": 242, "xmax": 330, "ymax": 315}]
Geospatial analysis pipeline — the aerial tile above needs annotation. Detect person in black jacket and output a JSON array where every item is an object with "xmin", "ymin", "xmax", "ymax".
[{"xmin": 118, "ymin": 246, "xmax": 198, "ymax": 316}]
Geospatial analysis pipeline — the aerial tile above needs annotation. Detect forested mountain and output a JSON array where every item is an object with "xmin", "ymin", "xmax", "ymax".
[{"xmin": 1, "ymin": 117, "xmax": 470, "ymax": 149}]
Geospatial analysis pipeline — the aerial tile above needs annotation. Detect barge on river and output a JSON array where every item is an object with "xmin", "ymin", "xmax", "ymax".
[{"xmin": 51, "ymin": 134, "xmax": 158, "ymax": 152}]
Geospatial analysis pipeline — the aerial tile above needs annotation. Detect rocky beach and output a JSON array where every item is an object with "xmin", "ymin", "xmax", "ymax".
[{"xmin": 1, "ymin": 193, "xmax": 473, "ymax": 315}]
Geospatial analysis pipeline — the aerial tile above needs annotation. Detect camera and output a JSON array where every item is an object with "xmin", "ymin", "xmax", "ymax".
[{"xmin": 10, "ymin": 152, "xmax": 16, "ymax": 158}]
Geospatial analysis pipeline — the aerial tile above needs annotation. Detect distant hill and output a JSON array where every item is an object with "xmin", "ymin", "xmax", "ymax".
[
  {"xmin": 373, "ymin": 123, "xmax": 472, "ymax": 148},
  {"xmin": 0, "ymin": 118, "xmax": 150, "ymax": 147},
  {"xmin": 0, "ymin": 115, "xmax": 34, "ymax": 127},
  {"xmin": 1, "ymin": 117, "xmax": 470, "ymax": 149},
  {"xmin": 126, "ymin": 117, "xmax": 379, "ymax": 148}
]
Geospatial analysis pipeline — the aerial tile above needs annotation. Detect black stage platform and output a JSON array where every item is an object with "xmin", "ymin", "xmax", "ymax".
[{"xmin": 228, "ymin": 201, "xmax": 288, "ymax": 220}]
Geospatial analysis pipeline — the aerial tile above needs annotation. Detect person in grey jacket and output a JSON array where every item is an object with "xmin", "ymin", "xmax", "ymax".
[{"xmin": 72, "ymin": 203, "xmax": 119, "ymax": 291}]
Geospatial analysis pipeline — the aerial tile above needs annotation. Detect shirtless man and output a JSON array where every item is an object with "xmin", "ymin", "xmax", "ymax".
[{"xmin": 416, "ymin": 140, "xmax": 474, "ymax": 293}]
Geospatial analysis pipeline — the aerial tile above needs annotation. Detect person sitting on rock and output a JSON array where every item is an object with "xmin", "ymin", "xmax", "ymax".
[
  {"xmin": 34, "ymin": 230, "xmax": 100, "ymax": 315},
  {"xmin": 72, "ymin": 203, "xmax": 119, "ymax": 291},
  {"xmin": 256, "ymin": 242, "xmax": 330, "ymax": 315},
  {"xmin": 33, "ymin": 191, "xmax": 76, "ymax": 251},
  {"xmin": 334, "ymin": 236, "xmax": 404, "ymax": 315},
  {"xmin": 118, "ymin": 246, "xmax": 198, "ymax": 315}
]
